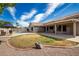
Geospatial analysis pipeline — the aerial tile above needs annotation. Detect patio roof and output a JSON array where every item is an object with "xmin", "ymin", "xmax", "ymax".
[
  {"xmin": 29, "ymin": 13, "xmax": 79, "ymax": 27},
  {"xmin": 30, "ymin": 22, "xmax": 44, "ymax": 27},
  {"xmin": 44, "ymin": 13, "xmax": 79, "ymax": 26}
]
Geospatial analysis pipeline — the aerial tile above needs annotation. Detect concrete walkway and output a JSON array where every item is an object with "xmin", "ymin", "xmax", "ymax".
[
  {"xmin": 41, "ymin": 33, "xmax": 79, "ymax": 42},
  {"xmin": 0, "ymin": 33, "xmax": 79, "ymax": 56},
  {"xmin": 10, "ymin": 33, "xmax": 35, "ymax": 37}
]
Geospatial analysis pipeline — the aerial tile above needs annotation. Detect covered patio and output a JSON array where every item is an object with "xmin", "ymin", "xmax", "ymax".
[{"xmin": 44, "ymin": 18, "xmax": 79, "ymax": 38}]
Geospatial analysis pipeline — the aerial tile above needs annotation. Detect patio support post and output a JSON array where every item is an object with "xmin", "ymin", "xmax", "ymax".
[
  {"xmin": 73, "ymin": 21, "xmax": 76, "ymax": 37},
  {"xmin": 55, "ymin": 24, "xmax": 57, "ymax": 35}
]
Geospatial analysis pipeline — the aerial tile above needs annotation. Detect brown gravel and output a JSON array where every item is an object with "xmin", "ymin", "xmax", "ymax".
[{"xmin": 0, "ymin": 37, "xmax": 79, "ymax": 56}]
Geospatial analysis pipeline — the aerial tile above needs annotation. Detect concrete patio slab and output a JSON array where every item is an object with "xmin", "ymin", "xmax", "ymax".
[{"xmin": 41, "ymin": 33, "xmax": 79, "ymax": 42}]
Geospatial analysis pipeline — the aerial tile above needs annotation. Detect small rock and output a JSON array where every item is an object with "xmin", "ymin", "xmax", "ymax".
[{"xmin": 35, "ymin": 42, "xmax": 43, "ymax": 49}]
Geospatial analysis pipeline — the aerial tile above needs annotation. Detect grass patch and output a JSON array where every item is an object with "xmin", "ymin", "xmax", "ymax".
[
  {"xmin": 39, "ymin": 34, "xmax": 63, "ymax": 40},
  {"xmin": 9, "ymin": 33, "xmax": 79, "ymax": 48}
]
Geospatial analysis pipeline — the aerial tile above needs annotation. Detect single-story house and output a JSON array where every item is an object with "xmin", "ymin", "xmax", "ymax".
[
  {"xmin": 29, "ymin": 13, "xmax": 79, "ymax": 37},
  {"xmin": 12, "ymin": 26, "xmax": 28, "ymax": 33},
  {"xmin": 29, "ymin": 23, "xmax": 45, "ymax": 32}
]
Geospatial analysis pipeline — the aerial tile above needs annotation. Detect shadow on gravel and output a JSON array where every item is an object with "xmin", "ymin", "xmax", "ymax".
[
  {"xmin": 0, "ymin": 41, "xmax": 2, "ymax": 45},
  {"xmin": 0, "ymin": 40, "xmax": 5, "ymax": 45}
]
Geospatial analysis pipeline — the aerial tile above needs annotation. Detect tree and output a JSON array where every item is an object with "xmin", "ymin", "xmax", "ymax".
[
  {"xmin": 0, "ymin": 20, "xmax": 13, "ymax": 28},
  {"xmin": 0, "ymin": 3, "xmax": 15, "ymax": 14}
]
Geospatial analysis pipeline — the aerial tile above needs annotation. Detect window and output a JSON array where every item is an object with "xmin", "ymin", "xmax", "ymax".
[
  {"xmin": 63, "ymin": 25, "xmax": 67, "ymax": 32},
  {"xmin": 57, "ymin": 25, "xmax": 67, "ymax": 32},
  {"xmin": 31, "ymin": 27, "xmax": 33, "ymax": 31},
  {"xmin": 50, "ymin": 26, "xmax": 54, "ymax": 29},
  {"xmin": 57, "ymin": 25, "xmax": 61, "ymax": 31}
]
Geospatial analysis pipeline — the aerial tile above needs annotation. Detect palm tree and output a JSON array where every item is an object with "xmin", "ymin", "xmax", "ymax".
[{"xmin": 0, "ymin": 3, "xmax": 15, "ymax": 14}]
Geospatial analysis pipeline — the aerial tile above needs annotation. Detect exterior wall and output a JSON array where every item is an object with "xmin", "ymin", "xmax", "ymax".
[
  {"xmin": 76, "ymin": 22, "xmax": 79, "ymax": 35},
  {"xmin": 47, "ymin": 26, "xmax": 55, "ymax": 33},
  {"xmin": 30, "ymin": 22, "xmax": 74, "ymax": 35},
  {"xmin": 29, "ymin": 20, "xmax": 79, "ymax": 36},
  {"xmin": 39, "ymin": 27, "xmax": 45, "ymax": 32},
  {"xmin": 66, "ymin": 23, "xmax": 73, "ymax": 35},
  {"xmin": 13, "ymin": 28, "xmax": 27, "ymax": 33},
  {"xmin": 32, "ymin": 26, "xmax": 45, "ymax": 32},
  {"xmin": 32, "ymin": 27, "xmax": 38, "ymax": 32},
  {"xmin": 46, "ymin": 23, "xmax": 73, "ymax": 35}
]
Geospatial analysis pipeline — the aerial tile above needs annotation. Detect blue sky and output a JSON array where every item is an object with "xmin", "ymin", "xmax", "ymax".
[{"xmin": 0, "ymin": 3, "xmax": 79, "ymax": 27}]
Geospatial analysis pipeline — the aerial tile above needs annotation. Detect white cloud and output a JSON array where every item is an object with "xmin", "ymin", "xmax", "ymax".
[
  {"xmin": 7, "ymin": 4, "xmax": 61, "ymax": 27},
  {"xmin": 7, "ymin": 7, "xmax": 16, "ymax": 20},
  {"xmin": 17, "ymin": 9, "xmax": 37, "ymax": 27},
  {"xmin": 20, "ymin": 9, "xmax": 37, "ymax": 21},
  {"xmin": 17, "ymin": 20, "xmax": 29, "ymax": 27},
  {"xmin": 32, "ymin": 13, "xmax": 44, "ymax": 22},
  {"xmin": 7, "ymin": 7, "xmax": 37, "ymax": 27},
  {"xmin": 32, "ymin": 3, "xmax": 60, "ymax": 23},
  {"xmin": 45, "ymin": 3, "xmax": 60, "ymax": 17}
]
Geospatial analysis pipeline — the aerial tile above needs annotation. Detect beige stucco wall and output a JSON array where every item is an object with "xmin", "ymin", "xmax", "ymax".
[
  {"xmin": 32, "ymin": 26, "xmax": 45, "ymax": 32},
  {"xmin": 54, "ymin": 23, "xmax": 73, "ymax": 35},
  {"xmin": 54, "ymin": 22, "xmax": 79, "ymax": 36},
  {"xmin": 66, "ymin": 23, "xmax": 73, "ymax": 35},
  {"xmin": 76, "ymin": 22, "xmax": 79, "ymax": 35},
  {"xmin": 44, "ymin": 23, "xmax": 73, "ymax": 35}
]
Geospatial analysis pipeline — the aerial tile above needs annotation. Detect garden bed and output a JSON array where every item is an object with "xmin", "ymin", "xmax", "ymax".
[{"xmin": 8, "ymin": 34, "xmax": 79, "ymax": 49}]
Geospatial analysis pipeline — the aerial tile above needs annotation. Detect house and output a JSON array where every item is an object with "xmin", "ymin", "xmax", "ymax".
[
  {"xmin": 29, "ymin": 23, "xmax": 45, "ymax": 32},
  {"xmin": 13, "ymin": 26, "xmax": 28, "ymax": 33},
  {"xmin": 29, "ymin": 13, "xmax": 79, "ymax": 37}
]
